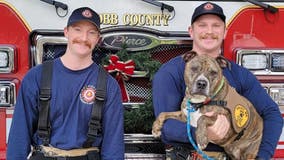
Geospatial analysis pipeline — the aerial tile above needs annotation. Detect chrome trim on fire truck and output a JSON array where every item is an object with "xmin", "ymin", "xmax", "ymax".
[
  {"xmin": 125, "ymin": 153, "xmax": 165, "ymax": 159},
  {"xmin": 262, "ymin": 83, "xmax": 284, "ymax": 112},
  {"xmin": 237, "ymin": 49, "xmax": 284, "ymax": 75},
  {"xmin": 32, "ymin": 27, "xmax": 191, "ymax": 65},
  {"xmin": 0, "ymin": 45, "xmax": 15, "ymax": 73},
  {"xmin": 35, "ymin": 36, "xmax": 67, "ymax": 65},
  {"xmin": 124, "ymin": 134, "xmax": 161, "ymax": 142},
  {"xmin": 101, "ymin": 31, "xmax": 189, "ymax": 51},
  {"xmin": 124, "ymin": 134, "xmax": 165, "ymax": 159},
  {"xmin": 0, "ymin": 81, "xmax": 16, "ymax": 107}
]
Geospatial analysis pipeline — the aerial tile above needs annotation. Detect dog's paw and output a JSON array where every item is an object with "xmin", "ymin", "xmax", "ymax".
[
  {"xmin": 196, "ymin": 135, "xmax": 209, "ymax": 150},
  {"xmin": 152, "ymin": 129, "xmax": 161, "ymax": 138},
  {"xmin": 197, "ymin": 143, "xmax": 208, "ymax": 150},
  {"xmin": 152, "ymin": 120, "xmax": 162, "ymax": 138}
]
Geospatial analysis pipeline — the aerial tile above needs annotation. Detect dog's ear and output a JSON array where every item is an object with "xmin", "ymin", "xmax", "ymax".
[
  {"xmin": 216, "ymin": 56, "xmax": 229, "ymax": 68},
  {"xmin": 183, "ymin": 50, "xmax": 197, "ymax": 62}
]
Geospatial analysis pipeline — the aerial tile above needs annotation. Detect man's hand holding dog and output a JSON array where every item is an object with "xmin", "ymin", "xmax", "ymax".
[{"xmin": 205, "ymin": 112, "xmax": 230, "ymax": 141}]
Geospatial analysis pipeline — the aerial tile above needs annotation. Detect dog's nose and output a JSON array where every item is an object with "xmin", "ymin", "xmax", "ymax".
[{"xmin": 197, "ymin": 80, "xmax": 207, "ymax": 89}]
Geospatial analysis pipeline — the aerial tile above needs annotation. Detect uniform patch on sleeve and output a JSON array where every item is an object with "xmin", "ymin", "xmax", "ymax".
[{"xmin": 234, "ymin": 104, "xmax": 249, "ymax": 128}]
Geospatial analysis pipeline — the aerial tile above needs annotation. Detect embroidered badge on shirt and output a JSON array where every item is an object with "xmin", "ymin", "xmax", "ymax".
[
  {"xmin": 80, "ymin": 85, "xmax": 96, "ymax": 104},
  {"xmin": 234, "ymin": 104, "xmax": 249, "ymax": 128}
]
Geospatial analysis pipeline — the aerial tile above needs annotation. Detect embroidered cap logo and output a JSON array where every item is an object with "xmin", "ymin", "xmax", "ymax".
[
  {"xmin": 204, "ymin": 3, "xmax": 214, "ymax": 11},
  {"xmin": 82, "ymin": 9, "xmax": 93, "ymax": 18}
]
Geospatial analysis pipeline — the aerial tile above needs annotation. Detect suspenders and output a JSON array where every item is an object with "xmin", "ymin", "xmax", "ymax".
[
  {"xmin": 84, "ymin": 67, "xmax": 107, "ymax": 148},
  {"xmin": 38, "ymin": 60, "xmax": 53, "ymax": 146},
  {"xmin": 37, "ymin": 60, "xmax": 107, "ymax": 147}
]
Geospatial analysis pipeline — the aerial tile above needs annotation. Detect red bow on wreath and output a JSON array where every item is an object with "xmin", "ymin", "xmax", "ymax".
[{"xmin": 104, "ymin": 55, "xmax": 135, "ymax": 102}]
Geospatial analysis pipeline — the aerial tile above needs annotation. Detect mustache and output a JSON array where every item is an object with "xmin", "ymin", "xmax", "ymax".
[
  {"xmin": 72, "ymin": 39, "xmax": 92, "ymax": 48},
  {"xmin": 200, "ymin": 33, "xmax": 218, "ymax": 39}
]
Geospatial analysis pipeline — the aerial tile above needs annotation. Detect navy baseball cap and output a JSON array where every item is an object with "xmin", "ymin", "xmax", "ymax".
[
  {"xmin": 67, "ymin": 7, "xmax": 100, "ymax": 30},
  {"xmin": 191, "ymin": 2, "xmax": 226, "ymax": 24}
]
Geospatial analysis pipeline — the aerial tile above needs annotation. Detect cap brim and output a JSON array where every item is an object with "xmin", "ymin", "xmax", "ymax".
[
  {"xmin": 68, "ymin": 19, "xmax": 100, "ymax": 31},
  {"xmin": 192, "ymin": 12, "xmax": 225, "ymax": 24}
]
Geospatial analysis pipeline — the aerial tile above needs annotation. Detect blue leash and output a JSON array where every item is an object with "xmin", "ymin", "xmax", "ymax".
[{"xmin": 186, "ymin": 100, "xmax": 214, "ymax": 160}]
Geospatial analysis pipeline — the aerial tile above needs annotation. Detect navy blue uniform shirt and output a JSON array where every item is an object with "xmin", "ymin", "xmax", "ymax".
[{"xmin": 7, "ymin": 58, "xmax": 124, "ymax": 160}]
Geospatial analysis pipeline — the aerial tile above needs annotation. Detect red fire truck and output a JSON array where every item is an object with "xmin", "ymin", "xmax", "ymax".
[{"xmin": 0, "ymin": 0, "xmax": 283, "ymax": 159}]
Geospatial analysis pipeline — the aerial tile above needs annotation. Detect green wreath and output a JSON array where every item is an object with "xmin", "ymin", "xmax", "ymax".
[{"xmin": 102, "ymin": 44, "xmax": 161, "ymax": 133}]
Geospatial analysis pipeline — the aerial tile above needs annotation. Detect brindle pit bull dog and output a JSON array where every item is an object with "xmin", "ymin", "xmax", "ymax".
[{"xmin": 152, "ymin": 51, "xmax": 263, "ymax": 159}]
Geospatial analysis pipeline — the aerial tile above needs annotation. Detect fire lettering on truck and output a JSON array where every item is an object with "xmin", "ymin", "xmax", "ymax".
[
  {"xmin": 123, "ymin": 14, "xmax": 170, "ymax": 26},
  {"xmin": 100, "ymin": 13, "xmax": 170, "ymax": 26},
  {"xmin": 109, "ymin": 35, "xmax": 147, "ymax": 47},
  {"xmin": 100, "ymin": 14, "xmax": 119, "ymax": 25},
  {"xmin": 103, "ymin": 34, "xmax": 157, "ymax": 51}
]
